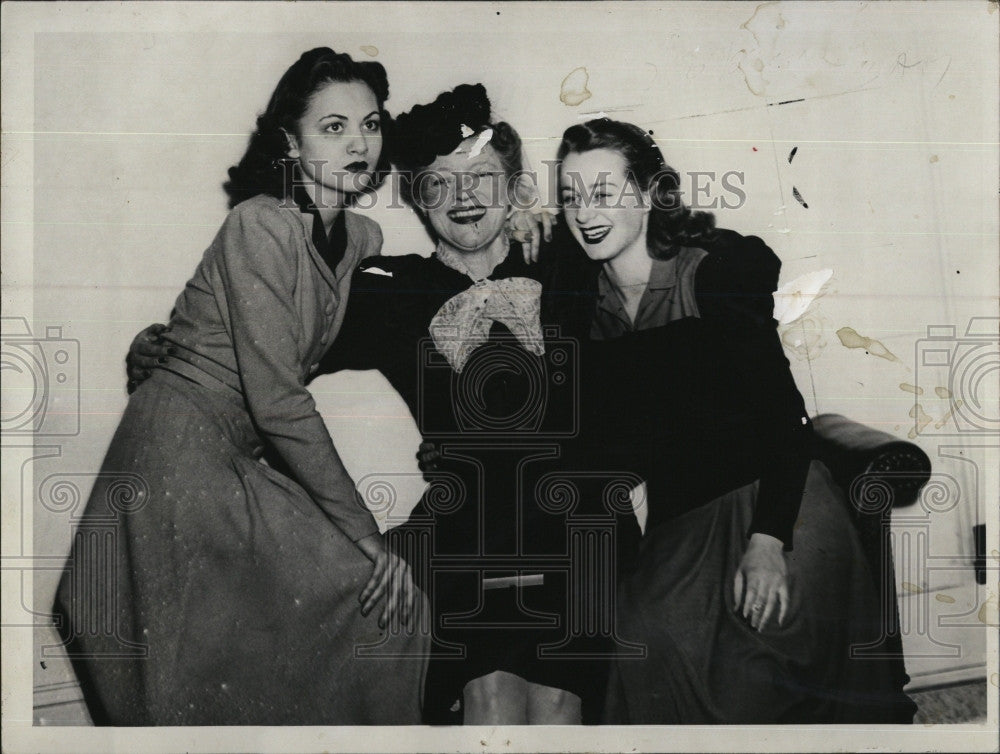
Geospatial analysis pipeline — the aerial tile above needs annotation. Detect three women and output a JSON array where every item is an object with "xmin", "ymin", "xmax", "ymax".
[{"xmin": 67, "ymin": 48, "xmax": 914, "ymax": 725}]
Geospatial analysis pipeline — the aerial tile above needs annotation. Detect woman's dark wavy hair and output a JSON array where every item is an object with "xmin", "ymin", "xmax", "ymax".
[
  {"xmin": 223, "ymin": 47, "xmax": 391, "ymax": 209},
  {"xmin": 556, "ymin": 119, "xmax": 717, "ymax": 259},
  {"xmin": 390, "ymin": 83, "xmax": 522, "ymax": 212}
]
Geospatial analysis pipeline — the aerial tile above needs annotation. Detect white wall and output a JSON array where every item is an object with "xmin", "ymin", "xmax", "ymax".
[{"xmin": 3, "ymin": 0, "xmax": 997, "ymax": 720}]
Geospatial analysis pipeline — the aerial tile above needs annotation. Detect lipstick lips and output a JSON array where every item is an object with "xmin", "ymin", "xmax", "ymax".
[
  {"xmin": 344, "ymin": 161, "xmax": 370, "ymax": 173},
  {"xmin": 579, "ymin": 225, "xmax": 612, "ymax": 244},
  {"xmin": 447, "ymin": 205, "xmax": 487, "ymax": 225}
]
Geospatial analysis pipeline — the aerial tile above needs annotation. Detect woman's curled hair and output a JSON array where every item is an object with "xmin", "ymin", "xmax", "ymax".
[
  {"xmin": 390, "ymin": 83, "xmax": 522, "ymax": 211},
  {"xmin": 223, "ymin": 47, "xmax": 391, "ymax": 208},
  {"xmin": 557, "ymin": 119, "xmax": 717, "ymax": 258}
]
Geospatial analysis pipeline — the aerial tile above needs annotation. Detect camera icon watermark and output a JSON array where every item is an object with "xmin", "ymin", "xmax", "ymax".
[
  {"xmin": 1, "ymin": 316, "xmax": 80, "ymax": 436},
  {"xmin": 913, "ymin": 317, "xmax": 999, "ymax": 436},
  {"xmin": 416, "ymin": 325, "xmax": 579, "ymax": 439}
]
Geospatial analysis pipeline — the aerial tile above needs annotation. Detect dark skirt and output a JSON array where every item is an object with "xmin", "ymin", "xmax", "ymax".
[
  {"xmin": 419, "ymin": 570, "xmax": 614, "ymax": 723},
  {"xmin": 603, "ymin": 461, "xmax": 916, "ymax": 724},
  {"xmin": 54, "ymin": 368, "xmax": 428, "ymax": 725}
]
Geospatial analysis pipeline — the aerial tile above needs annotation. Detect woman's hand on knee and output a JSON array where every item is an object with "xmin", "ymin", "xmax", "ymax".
[
  {"xmin": 356, "ymin": 532, "xmax": 418, "ymax": 630},
  {"xmin": 733, "ymin": 533, "xmax": 789, "ymax": 633},
  {"xmin": 126, "ymin": 323, "xmax": 173, "ymax": 392}
]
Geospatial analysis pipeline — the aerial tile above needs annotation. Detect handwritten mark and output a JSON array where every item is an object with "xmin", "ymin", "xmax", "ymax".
[
  {"xmin": 787, "ymin": 146, "xmax": 798, "ymax": 163},
  {"xmin": 560, "ymin": 67, "xmax": 592, "ymax": 107},
  {"xmin": 908, "ymin": 403, "xmax": 932, "ymax": 439},
  {"xmin": 792, "ymin": 186, "xmax": 809, "ymax": 209},
  {"xmin": 900, "ymin": 383, "xmax": 923, "ymax": 396},
  {"xmin": 360, "ymin": 45, "xmax": 378, "ymax": 57},
  {"xmin": 836, "ymin": 326, "xmax": 903, "ymax": 364},
  {"xmin": 773, "ymin": 269, "xmax": 833, "ymax": 325}
]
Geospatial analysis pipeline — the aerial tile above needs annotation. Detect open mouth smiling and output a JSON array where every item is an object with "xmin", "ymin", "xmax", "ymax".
[
  {"xmin": 447, "ymin": 206, "xmax": 488, "ymax": 225},
  {"xmin": 344, "ymin": 161, "xmax": 369, "ymax": 173},
  {"xmin": 579, "ymin": 225, "xmax": 611, "ymax": 244}
]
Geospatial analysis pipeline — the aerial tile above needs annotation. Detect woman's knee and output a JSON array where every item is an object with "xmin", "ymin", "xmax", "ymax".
[
  {"xmin": 526, "ymin": 682, "xmax": 581, "ymax": 724},
  {"xmin": 463, "ymin": 671, "xmax": 528, "ymax": 724}
]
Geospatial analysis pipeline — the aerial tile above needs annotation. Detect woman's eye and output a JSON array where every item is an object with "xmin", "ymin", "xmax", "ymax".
[
  {"xmin": 364, "ymin": 120, "xmax": 381, "ymax": 132},
  {"xmin": 324, "ymin": 122, "xmax": 343, "ymax": 133}
]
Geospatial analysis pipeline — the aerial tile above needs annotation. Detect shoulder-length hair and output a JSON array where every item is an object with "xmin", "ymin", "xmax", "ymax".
[{"xmin": 223, "ymin": 47, "xmax": 391, "ymax": 209}]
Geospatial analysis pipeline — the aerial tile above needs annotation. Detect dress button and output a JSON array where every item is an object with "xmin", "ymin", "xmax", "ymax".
[
  {"xmin": 319, "ymin": 333, "xmax": 328, "ymax": 345},
  {"xmin": 325, "ymin": 301, "xmax": 336, "ymax": 316}
]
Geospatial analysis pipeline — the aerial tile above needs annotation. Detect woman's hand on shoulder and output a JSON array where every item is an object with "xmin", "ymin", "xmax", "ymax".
[
  {"xmin": 126, "ymin": 323, "xmax": 173, "ymax": 393},
  {"xmin": 733, "ymin": 532, "xmax": 789, "ymax": 632}
]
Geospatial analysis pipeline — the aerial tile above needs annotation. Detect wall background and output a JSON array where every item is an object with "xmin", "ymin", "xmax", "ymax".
[{"xmin": 2, "ymin": 0, "xmax": 997, "ymax": 742}]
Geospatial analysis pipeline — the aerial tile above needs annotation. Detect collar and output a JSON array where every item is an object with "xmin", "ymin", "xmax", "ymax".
[
  {"xmin": 596, "ymin": 255, "xmax": 677, "ymax": 300},
  {"xmin": 292, "ymin": 184, "xmax": 348, "ymax": 277},
  {"xmin": 434, "ymin": 235, "xmax": 512, "ymax": 282}
]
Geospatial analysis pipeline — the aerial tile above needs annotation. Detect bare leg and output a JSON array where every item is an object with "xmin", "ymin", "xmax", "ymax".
[
  {"xmin": 462, "ymin": 670, "xmax": 528, "ymax": 724},
  {"xmin": 527, "ymin": 681, "xmax": 581, "ymax": 724}
]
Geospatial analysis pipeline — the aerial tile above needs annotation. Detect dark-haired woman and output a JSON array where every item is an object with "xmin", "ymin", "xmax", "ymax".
[
  {"xmin": 318, "ymin": 85, "xmax": 639, "ymax": 724},
  {"xmin": 548, "ymin": 119, "xmax": 916, "ymax": 723},
  {"xmin": 54, "ymin": 48, "xmax": 427, "ymax": 725}
]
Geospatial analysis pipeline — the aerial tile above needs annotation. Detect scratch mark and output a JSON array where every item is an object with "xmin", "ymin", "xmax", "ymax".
[
  {"xmin": 560, "ymin": 67, "xmax": 592, "ymax": 107},
  {"xmin": 836, "ymin": 326, "xmax": 903, "ymax": 365},
  {"xmin": 900, "ymin": 383, "xmax": 923, "ymax": 396},
  {"xmin": 769, "ymin": 98, "xmax": 806, "ymax": 107},
  {"xmin": 908, "ymin": 403, "xmax": 932, "ymax": 439},
  {"xmin": 792, "ymin": 186, "xmax": 809, "ymax": 209},
  {"xmin": 787, "ymin": 146, "xmax": 798, "ymax": 163},
  {"xmin": 467, "ymin": 128, "xmax": 493, "ymax": 158}
]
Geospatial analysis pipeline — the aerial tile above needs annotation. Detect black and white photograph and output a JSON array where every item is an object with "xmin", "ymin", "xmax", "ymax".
[{"xmin": 1, "ymin": 2, "xmax": 997, "ymax": 752}]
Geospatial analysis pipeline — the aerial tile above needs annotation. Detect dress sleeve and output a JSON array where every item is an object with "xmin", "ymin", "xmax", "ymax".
[
  {"xmin": 695, "ymin": 232, "xmax": 813, "ymax": 549},
  {"xmin": 214, "ymin": 204, "xmax": 379, "ymax": 543}
]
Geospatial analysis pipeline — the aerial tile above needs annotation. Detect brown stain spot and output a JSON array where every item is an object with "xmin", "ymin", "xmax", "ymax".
[
  {"xmin": 949, "ymin": 94, "xmax": 956, "ymax": 99},
  {"xmin": 934, "ymin": 400, "xmax": 964, "ymax": 430},
  {"xmin": 836, "ymin": 326, "xmax": 902, "ymax": 364},
  {"xmin": 900, "ymin": 382, "xmax": 923, "ymax": 395},
  {"xmin": 991, "ymin": 549, "xmax": 1000, "ymax": 562},
  {"xmin": 560, "ymin": 67, "xmax": 592, "ymax": 107},
  {"xmin": 934, "ymin": 386, "xmax": 951, "ymax": 399},
  {"xmin": 935, "ymin": 593, "xmax": 956, "ymax": 604},
  {"xmin": 929, "ymin": 154, "xmax": 939, "ymax": 163},
  {"xmin": 360, "ymin": 45, "xmax": 378, "ymax": 57},
  {"xmin": 793, "ymin": 517, "xmax": 806, "ymax": 531},
  {"xmin": 978, "ymin": 592, "xmax": 998, "ymax": 627},
  {"xmin": 902, "ymin": 581, "xmax": 923, "ymax": 594},
  {"xmin": 908, "ymin": 404, "xmax": 932, "ymax": 439}
]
